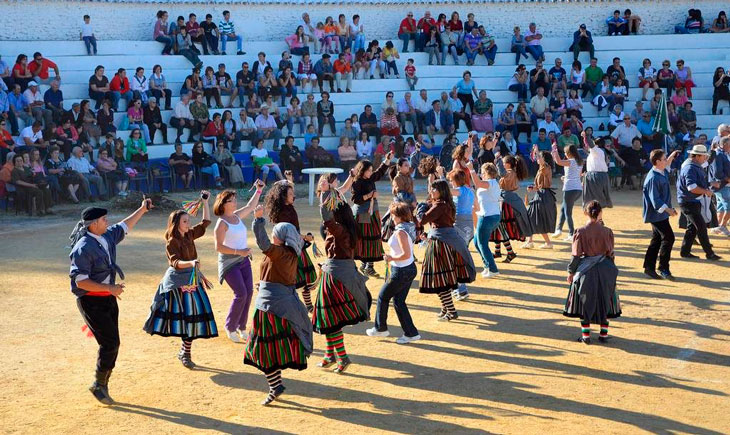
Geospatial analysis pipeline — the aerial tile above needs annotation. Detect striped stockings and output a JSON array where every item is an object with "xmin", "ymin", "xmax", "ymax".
[
  {"xmin": 580, "ymin": 321, "xmax": 610, "ymax": 338},
  {"xmin": 325, "ymin": 330, "xmax": 347, "ymax": 361},
  {"xmin": 301, "ymin": 286, "xmax": 313, "ymax": 311},
  {"xmin": 180, "ymin": 339, "xmax": 192, "ymax": 356},
  {"xmin": 263, "ymin": 370, "xmax": 282, "ymax": 404},
  {"xmin": 437, "ymin": 291, "xmax": 457, "ymax": 317},
  {"xmin": 494, "ymin": 241, "xmax": 514, "ymax": 256}
]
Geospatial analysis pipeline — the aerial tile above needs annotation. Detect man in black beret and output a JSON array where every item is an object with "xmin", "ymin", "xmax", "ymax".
[{"xmin": 68, "ymin": 198, "xmax": 152, "ymax": 404}]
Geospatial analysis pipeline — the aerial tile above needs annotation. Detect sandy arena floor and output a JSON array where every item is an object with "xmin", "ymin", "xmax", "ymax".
[{"xmin": 1, "ymin": 182, "xmax": 729, "ymax": 434}]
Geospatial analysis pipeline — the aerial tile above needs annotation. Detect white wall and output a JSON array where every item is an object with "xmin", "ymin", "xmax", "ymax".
[{"xmin": 0, "ymin": 0, "xmax": 726, "ymax": 42}]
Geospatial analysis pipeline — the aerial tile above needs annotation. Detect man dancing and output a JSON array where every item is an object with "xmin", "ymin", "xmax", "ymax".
[
  {"xmin": 642, "ymin": 149, "xmax": 679, "ymax": 280},
  {"xmin": 69, "ymin": 198, "xmax": 152, "ymax": 404}
]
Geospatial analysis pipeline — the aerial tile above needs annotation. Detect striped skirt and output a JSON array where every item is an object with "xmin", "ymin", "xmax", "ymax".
[
  {"xmin": 143, "ymin": 285, "xmax": 218, "ymax": 340},
  {"xmin": 244, "ymin": 310, "xmax": 309, "ymax": 374},
  {"xmin": 490, "ymin": 202, "xmax": 525, "ymax": 242},
  {"xmin": 355, "ymin": 211, "xmax": 384, "ymax": 262},
  {"xmin": 296, "ymin": 248, "xmax": 317, "ymax": 289},
  {"xmin": 419, "ymin": 238, "xmax": 470, "ymax": 294},
  {"xmin": 312, "ymin": 270, "xmax": 368, "ymax": 335}
]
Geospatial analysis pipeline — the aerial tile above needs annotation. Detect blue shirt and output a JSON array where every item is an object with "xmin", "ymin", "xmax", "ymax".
[
  {"xmin": 0, "ymin": 89, "xmax": 9, "ymax": 113},
  {"xmin": 643, "ymin": 168, "xmax": 672, "ymax": 223},
  {"xmin": 709, "ymin": 149, "xmax": 730, "ymax": 191},
  {"xmin": 69, "ymin": 223, "xmax": 127, "ymax": 297},
  {"xmin": 455, "ymin": 79, "xmax": 475, "ymax": 95},
  {"xmin": 8, "ymin": 92, "xmax": 27, "ymax": 112},
  {"xmin": 636, "ymin": 118, "xmax": 654, "ymax": 137},
  {"xmin": 44, "ymin": 88, "xmax": 63, "ymax": 109},
  {"xmin": 455, "ymin": 185, "xmax": 474, "ymax": 215},
  {"xmin": 677, "ymin": 159, "xmax": 708, "ymax": 205}
]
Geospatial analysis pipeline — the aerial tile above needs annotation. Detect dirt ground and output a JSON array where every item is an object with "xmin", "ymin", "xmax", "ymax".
[{"xmin": 1, "ymin": 182, "xmax": 729, "ymax": 435}]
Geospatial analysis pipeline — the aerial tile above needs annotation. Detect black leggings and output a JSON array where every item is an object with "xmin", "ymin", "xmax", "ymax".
[{"xmin": 457, "ymin": 93, "xmax": 474, "ymax": 113}]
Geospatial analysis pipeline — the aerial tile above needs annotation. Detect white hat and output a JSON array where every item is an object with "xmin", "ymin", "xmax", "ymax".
[
  {"xmin": 28, "ymin": 81, "xmax": 38, "ymax": 87},
  {"xmin": 688, "ymin": 144, "xmax": 709, "ymax": 156}
]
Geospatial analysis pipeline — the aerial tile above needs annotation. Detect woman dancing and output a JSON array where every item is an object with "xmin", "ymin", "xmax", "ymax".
[
  {"xmin": 144, "ymin": 191, "xmax": 218, "ymax": 369},
  {"xmin": 552, "ymin": 144, "xmax": 584, "ymax": 240},
  {"xmin": 245, "ymin": 206, "xmax": 313, "ymax": 405},
  {"xmin": 448, "ymin": 168, "xmax": 475, "ymax": 300},
  {"xmin": 467, "ymin": 161, "xmax": 502, "ymax": 278},
  {"xmin": 490, "ymin": 154, "xmax": 532, "ymax": 262},
  {"xmin": 367, "ymin": 201, "xmax": 420, "ymax": 343},
  {"xmin": 213, "ymin": 181, "xmax": 265, "ymax": 343},
  {"xmin": 264, "ymin": 179, "xmax": 317, "ymax": 311},
  {"xmin": 523, "ymin": 147, "xmax": 556, "ymax": 249},
  {"xmin": 312, "ymin": 174, "xmax": 371, "ymax": 373},
  {"xmin": 562, "ymin": 200, "xmax": 621, "ymax": 344},
  {"xmin": 416, "ymin": 179, "xmax": 476, "ymax": 321},
  {"xmin": 351, "ymin": 152, "xmax": 394, "ymax": 277}
]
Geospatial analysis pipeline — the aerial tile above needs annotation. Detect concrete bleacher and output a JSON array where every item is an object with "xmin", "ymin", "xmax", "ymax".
[{"xmin": 4, "ymin": 32, "xmax": 730, "ymax": 162}]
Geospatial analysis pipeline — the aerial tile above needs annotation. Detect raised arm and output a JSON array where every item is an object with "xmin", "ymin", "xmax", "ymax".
[
  {"xmin": 466, "ymin": 161, "xmax": 490, "ymax": 189},
  {"xmin": 236, "ymin": 179, "xmax": 265, "ymax": 219},
  {"xmin": 120, "ymin": 197, "xmax": 153, "ymax": 233},
  {"xmin": 337, "ymin": 170, "xmax": 355, "ymax": 196},
  {"xmin": 252, "ymin": 206, "xmax": 272, "ymax": 252}
]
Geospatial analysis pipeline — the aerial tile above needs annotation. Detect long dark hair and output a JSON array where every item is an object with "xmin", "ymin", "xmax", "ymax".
[
  {"xmin": 503, "ymin": 155, "xmax": 528, "ymax": 180},
  {"xmin": 430, "ymin": 179, "xmax": 456, "ymax": 220},
  {"xmin": 539, "ymin": 150, "xmax": 554, "ymax": 171},
  {"xmin": 264, "ymin": 181, "xmax": 292, "ymax": 223},
  {"xmin": 332, "ymin": 202, "xmax": 358, "ymax": 246},
  {"xmin": 353, "ymin": 160, "xmax": 373, "ymax": 180},
  {"xmin": 165, "ymin": 210, "xmax": 188, "ymax": 241},
  {"xmin": 564, "ymin": 144, "xmax": 583, "ymax": 165}
]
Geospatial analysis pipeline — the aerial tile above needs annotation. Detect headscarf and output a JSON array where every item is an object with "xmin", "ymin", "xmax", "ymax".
[
  {"xmin": 68, "ymin": 207, "xmax": 107, "ymax": 248},
  {"xmin": 272, "ymin": 222, "xmax": 303, "ymax": 257}
]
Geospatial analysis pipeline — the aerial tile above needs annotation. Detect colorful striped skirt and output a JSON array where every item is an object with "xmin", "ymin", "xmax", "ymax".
[
  {"xmin": 244, "ymin": 310, "xmax": 309, "ymax": 374},
  {"xmin": 296, "ymin": 248, "xmax": 317, "ymax": 289},
  {"xmin": 143, "ymin": 284, "xmax": 218, "ymax": 340},
  {"xmin": 490, "ymin": 202, "xmax": 525, "ymax": 243},
  {"xmin": 355, "ymin": 211, "xmax": 384, "ymax": 262},
  {"xmin": 312, "ymin": 269, "xmax": 368, "ymax": 335},
  {"xmin": 419, "ymin": 238, "xmax": 470, "ymax": 294}
]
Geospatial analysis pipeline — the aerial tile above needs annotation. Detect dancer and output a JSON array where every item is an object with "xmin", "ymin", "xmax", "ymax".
[
  {"xmin": 144, "ymin": 191, "xmax": 218, "ymax": 369},
  {"xmin": 213, "ymin": 181, "xmax": 265, "ymax": 343},
  {"xmin": 352, "ymin": 152, "xmax": 395, "ymax": 276},
  {"xmin": 391, "ymin": 156, "xmax": 418, "ymax": 207},
  {"xmin": 523, "ymin": 147, "xmax": 556, "ymax": 249},
  {"xmin": 451, "ymin": 143, "xmax": 473, "ymax": 187},
  {"xmin": 581, "ymin": 133, "xmax": 613, "ymax": 208},
  {"xmin": 563, "ymin": 200, "xmax": 621, "ymax": 344},
  {"xmin": 416, "ymin": 179, "xmax": 476, "ymax": 321},
  {"xmin": 264, "ymin": 179, "xmax": 317, "ymax": 311},
  {"xmin": 313, "ymin": 175, "xmax": 371, "ymax": 373},
  {"xmin": 642, "ymin": 149, "xmax": 680, "ymax": 280},
  {"xmin": 490, "ymin": 153, "xmax": 532, "ymax": 262},
  {"xmin": 467, "ymin": 161, "xmax": 501, "ymax": 277},
  {"xmin": 448, "ymin": 168, "xmax": 475, "ymax": 300},
  {"xmin": 367, "ymin": 201, "xmax": 420, "ymax": 343},
  {"xmin": 552, "ymin": 144, "xmax": 584, "ymax": 240},
  {"xmin": 69, "ymin": 200, "xmax": 152, "ymax": 404},
  {"xmin": 245, "ymin": 206, "xmax": 313, "ymax": 405}
]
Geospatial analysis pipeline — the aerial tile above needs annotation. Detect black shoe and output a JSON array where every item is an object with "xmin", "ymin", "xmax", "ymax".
[
  {"xmin": 707, "ymin": 254, "xmax": 722, "ymax": 261},
  {"xmin": 437, "ymin": 312, "xmax": 459, "ymax": 322},
  {"xmin": 178, "ymin": 351, "xmax": 196, "ymax": 369},
  {"xmin": 261, "ymin": 384, "xmax": 285, "ymax": 405},
  {"xmin": 680, "ymin": 253, "xmax": 699, "ymax": 259},
  {"xmin": 221, "ymin": 51, "xmax": 227, "ymax": 55},
  {"xmin": 493, "ymin": 252, "xmax": 502, "ymax": 258},
  {"xmin": 89, "ymin": 382, "xmax": 114, "ymax": 405},
  {"xmin": 577, "ymin": 336, "xmax": 591, "ymax": 345},
  {"xmin": 503, "ymin": 252, "xmax": 517, "ymax": 263},
  {"xmin": 658, "ymin": 269, "xmax": 675, "ymax": 281},
  {"xmin": 194, "ymin": 61, "xmax": 203, "ymax": 70},
  {"xmin": 237, "ymin": 50, "xmax": 246, "ymax": 56},
  {"xmin": 333, "ymin": 357, "xmax": 351, "ymax": 374},
  {"xmin": 598, "ymin": 335, "xmax": 610, "ymax": 343},
  {"xmin": 363, "ymin": 266, "xmax": 379, "ymax": 277},
  {"xmin": 317, "ymin": 357, "xmax": 336, "ymax": 368},
  {"xmin": 644, "ymin": 269, "xmax": 661, "ymax": 279}
]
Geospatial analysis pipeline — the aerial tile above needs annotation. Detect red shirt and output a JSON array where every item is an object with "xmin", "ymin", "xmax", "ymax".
[
  {"xmin": 374, "ymin": 142, "xmax": 395, "ymax": 155},
  {"xmin": 405, "ymin": 64, "xmax": 416, "ymax": 77},
  {"xmin": 333, "ymin": 59, "xmax": 351, "ymax": 74},
  {"xmin": 186, "ymin": 21, "xmax": 202, "ymax": 36},
  {"xmin": 110, "ymin": 75, "xmax": 130, "ymax": 92},
  {"xmin": 398, "ymin": 18, "xmax": 416, "ymax": 35},
  {"xmin": 0, "ymin": 130, "xmax": 12, "ymax": 147},
  {"xmin": 203, "ymin": 121, "xmax": 225, "ymax": 137},
  {"xmin": 12, "ymin": 63, "xmax": 30, "ymax": 78},
  {"xmin": 448, "ymin": 19, "xmax": 463, "ymax": 32},
  {"xmin": 417, "ymin": 17, "xmax": 436, "ymax": 34},
  {"xmin": 28, "ymin": 59, "xmax": 58, "ymax": 80}
]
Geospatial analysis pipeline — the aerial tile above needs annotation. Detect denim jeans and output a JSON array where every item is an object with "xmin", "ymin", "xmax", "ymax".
[
  {"xmin": 475, "ymin": 214, "xmax": 500, "ymax": 272},
  {"xmin": 286, "ymin": 115, "xmax": 306, "ymax": 135},
  {"xmin": 442, "ymin": 45, "xmax": 459, "ymax": 65},
  {"xmin": 128, "ymin": 122, "xmax": 151, "ymax": 143},
  {"xmin": 511, "ymin": 45, "xmax": 528, "ymax": 64},
  {"xmin": 111, "ymin": 90, "xmax": 133, "ymax": 111},
  {"xmin": 481, "ymin": 44, "xmax": 497, "ymax": 63},
  {"xmin": 398, "ymin": 33, "xmax": 415, "ymax": 52},
  {"xmin": 526, "ymin": 45, "xmax": 543, "ymax": 61},
  {"xmin": 374, "ymin": 262, "xmax": 418, "ymax": 337},
  {"xmin": 351, "ymin": 34, "xmax": 366, "ymax": 52},
  {"xmin": 221, "ymin": 34, "xmax": 243, "ymax": 52},
  {"xmin": 155, "ymin": 35, "xmax": 174, "ymax": 55},
  {"xmin": 557, "ymin": 189, "xmax": 583, "ymax": 235},
  {"xmin": 260, "ymin": 163, "xmax": 283, "ymax": 182},
  {"xmin": 201, "ymin": 163, "xmax": 221, "ymax": 179},
  {"xmin": 509, "ymin": 83, "xmax": 528, "ymax": 101},
  {"xmin": 83, "ymin": 36, "xmax": 97, "ymax": 55}
]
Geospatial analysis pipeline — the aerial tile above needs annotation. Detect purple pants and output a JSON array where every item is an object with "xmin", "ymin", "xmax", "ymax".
[{"xmin": 223, "ymin": 257, "xmax": 253, "ymax": 333}]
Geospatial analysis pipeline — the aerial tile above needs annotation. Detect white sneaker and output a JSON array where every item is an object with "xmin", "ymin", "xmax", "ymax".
[
  {"xmin": 521, "ymin": 241, "xmax": 535, "ymax": 249},
  {"xmin": 237, "ymin": 329, "xmax": 249, "ymax": 342},
  {"xmin": 481, "ymin": 270, "xmax": 499, "ymax": 278},
  {"xmin": 552, "ymin": 230, "xmax": 562, "ymax": 238},
  {"xmin": 396, "ymin": 334, "xmax": 421, "ymax": 344},
  {"xmin": 454, "ymin": 292, "xmax": 469, "ymax": 301},
  {"xmin": 226, "ymin": 330, "xmax": 242, "ymax": 343},
  {"xmin": 563, "ymin": 235, "xmax": 573, "ymax": 241},
  {"xmin": 710, "ymin": 227, "xmax": 722, "ymax": 235},
  {"xmin": 366, "ymin": 327, "xmax": 390, "ymax": 337},
  {"xmin": 720, "ymin": 226, "xmax": 730, "ymax": 236}
]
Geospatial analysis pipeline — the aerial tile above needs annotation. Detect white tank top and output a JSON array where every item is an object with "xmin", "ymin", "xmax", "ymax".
[
  {"xmin": 387, "ymin": 229, "xmax": 414, "ymax": 267},
  {"xmin": 217, "ymin": 216, "xmax": 248, "ymax": 250}
]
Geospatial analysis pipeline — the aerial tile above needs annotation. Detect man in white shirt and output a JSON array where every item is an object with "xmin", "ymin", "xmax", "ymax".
[
  {"xmin": 611, "ymin": 114, "xmax": 641, "ymax": 148},
  {"xmin": 349, "ymin": 14, "xmax": 365, "ymax": 52},
  {"xmin": 234, "ymin": 110, "xmax": 257, "ymax": 152},
  {"xmin": 23, "ymin": 81, "xmax": 52, "ymax": 127},
  {"xmin": 397, "ymin": 92, "xmax": 418, "ymax": 135},
  {"xmin": 67, "ymin": 146, "xmax": 107, "ymax": 201},
  {"xmin": 529, "ymin": 86, "xmax": 548, "ymax": 125},
  {"xmin": 524, "ymin": 22, "xmax": 544, "ymax": 61},
  {"xmin": 255, "ymin": 106, "xmax": 282, "ymax": 150},
  {"xmin": 414, "ymin": 89, "xmax": 431, "ymax": 134},
  {"xmin": 170, "ymin": 93, "xmax": 196, "ymax": 143},
  {"xmin": 537, "ymin": 112, "xmax": 560, "ymax": 137},
  {"xmin": 15, "ymin": 121, "xmax": 48, "ymax": 155},
  {"xmin": 300, "ymin": 13, "xmax": 319, "ymax": 53}
]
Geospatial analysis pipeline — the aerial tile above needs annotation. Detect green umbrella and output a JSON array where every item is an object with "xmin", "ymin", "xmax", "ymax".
[{"xmin": 652, "ymin": 90, "xmax": 672, "ymax": 152}]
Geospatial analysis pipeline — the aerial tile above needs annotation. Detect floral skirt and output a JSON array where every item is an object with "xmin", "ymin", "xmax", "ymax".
[
  {"xmin": 419, "ymin": 238, "xmax": 470, "ymax": 294},
  {"xmin": 244, "ymin": 310, "xmax": 309, "ymax": 374},
  {"xmin": 312, "ymin": 269, "xmax": 368, "ymax": 334}
]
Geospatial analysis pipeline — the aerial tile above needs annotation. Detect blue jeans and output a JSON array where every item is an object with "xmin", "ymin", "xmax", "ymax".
[
  {"xmin": 83, "ymin": 36, "xmax": 97, "ymax": 55},
  {"xmin": 111, "ymin": 90, "xmax": 133, "ymax": 111},
  {"xmin": 259, "ymin": 163, "xmax": 283, "ymax": 182},
  {"xmin": 511, "ymin": 45, "xmax": 528, "ymax": 64},
  {"xmin": 475, "ymin": 214, "xmax": 500, "ymax": 273},
  {"xmin": 715, "ymin": 186, "xmax": 730, "ymax": 212},
  {"xmin": 557, "ymin": 189, "xmax": 582, "ymax": 235},
  {"xmin": 481, "ymin": 44, "xmax": 497, "ymax": 63},
  {"xmin": 155, "ymin": 35, "xmax": 174, "ymax": 55},
  {"xmin": 286, "ymin": 115, "xmax": 306, "ymax": 135},
  {"xmin": 442, "ymin": 45, "xmax": 459, "ymax": 65},
  {"xmin": 509, "ymin": 83, "xmax": 528, "ymax": 101},
  {"xmin": 526, "ymin": 45, "xmax": 543, "ymax": 61},
  {"xmin": 374, "ymin": 262, "xmax": 418, "ymax": 337},
  {"xmin": 398, "ymin": 33, "xmax": 415, "ymax": 52},
  {"xmin": 280, "ymin": 85, "xmax": 297, "ymax": 106},
  {"xmin": 201, "ymin": 163, "xmax": 221, "ymax": 179},
  {"xmin": 221, "ymin": 33, "xmax": 243, "ymax": 52},
  {"xmin": 338, "ymin": 35, "xmax": 351, "ymax": 52},
  {"xmin": 351, "ymin": 34, "xmax": 366, "ymax": 52}
]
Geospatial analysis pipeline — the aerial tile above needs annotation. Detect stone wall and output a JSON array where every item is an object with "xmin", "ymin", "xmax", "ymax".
[{"xmin": 0, "ymin": 0, "xmax": 726, "ymax": 41}]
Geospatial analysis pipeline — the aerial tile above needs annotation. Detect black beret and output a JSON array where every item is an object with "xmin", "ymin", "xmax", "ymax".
[{"xmin": 81, "ymin": 207, "xmax": 108, "ymax": 221}]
